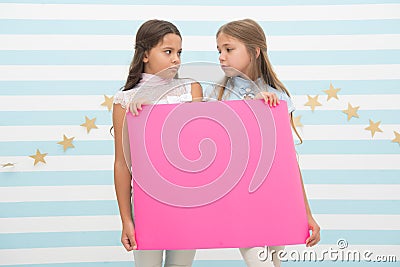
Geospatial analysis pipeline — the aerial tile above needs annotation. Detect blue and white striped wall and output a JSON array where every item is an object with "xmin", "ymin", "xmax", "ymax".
[{"xmin": 0, "ymin": 1, "xmax": 399, "ymax": 266}]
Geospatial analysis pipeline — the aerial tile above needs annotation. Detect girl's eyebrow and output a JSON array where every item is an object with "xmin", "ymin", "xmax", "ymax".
[
  {"xmin": 161, "ymin": 46, "xmax": 181, "ymax": 50},
  {"xmin": 218, "ymin": 43, "xmax": 233, "ymax": 48}
]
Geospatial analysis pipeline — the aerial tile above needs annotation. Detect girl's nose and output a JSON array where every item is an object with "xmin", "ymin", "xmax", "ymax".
[
  {"xmin": 219, "ymin": 53, "xmax": 225, "ymax": 62},
  {"xmin": 172, "ymin": 55, "xmax": 180, "ymax": 64}
]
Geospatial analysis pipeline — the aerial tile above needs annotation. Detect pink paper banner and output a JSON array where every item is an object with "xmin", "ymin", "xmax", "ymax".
[{"xmin": 126, "ymin": 100, "xmax": 309, "ymax": 250}]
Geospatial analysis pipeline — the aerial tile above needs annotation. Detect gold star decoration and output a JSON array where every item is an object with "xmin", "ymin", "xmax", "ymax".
[
  {"xmin": 57, "ymin": 134, "xmax": 75, "ymax": 151},
  {"xmin": 80, "ymin": 116, "xmax": 98, "ymax": 133},
  {"xmin": 1, "ymin": 163, "xmax": 15, "ymax": 168},
  {"xmin": 365, "ymin": 119, "xmax": 383, "ymax": 138},
  {"xmin": 29, "ymin": 149, "xmax": 48, "ymax": 166},
  {"xmin": 342, "ymin": 103, "xmax": 360, "ymax": 121},
  {"xmin": 293, "ymin": 115, "xmax": 303, "ymax": 128},
  {"xmin": 392, "ymin": 131, "xmax": 400, "ymax": 145},
  {"xmin": 101, "ymin": 95, "xmax": 114, "ymax": 111},
  {"xmin": 304, "ymin": 95, "xmax": 322, "ymax": 112},
  {"xmin": 323, "ymin": 82, "xmax": 341, "ymax": 101}
]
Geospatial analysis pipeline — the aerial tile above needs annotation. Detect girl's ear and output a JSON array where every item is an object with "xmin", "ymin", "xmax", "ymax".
[
  {"xmin": 143, "ymin": 51, "xmax": 149, "ymax": 63},
  {"xmin": 255, "ymin": 47, "xmax": 260, "ymax": 59}
]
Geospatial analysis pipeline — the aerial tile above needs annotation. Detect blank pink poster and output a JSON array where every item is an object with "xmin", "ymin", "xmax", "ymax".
[{"xmin": 126, "ymin": 100, "xmax": 309, "ymax": 250}]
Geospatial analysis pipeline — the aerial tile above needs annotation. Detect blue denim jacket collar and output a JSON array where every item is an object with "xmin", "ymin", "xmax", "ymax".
[{"xmin": 230, "ymin": 76, "xmax": 264, "ymax": 99}]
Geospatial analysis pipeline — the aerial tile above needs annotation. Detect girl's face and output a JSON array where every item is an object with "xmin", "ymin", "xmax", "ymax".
[
  {"xmin": 217, "ymin": 33, "xmax": 252, "ymax": 79},
  {"xmin": 143, "ymin": 33, "xmax": 182, "ymax": 78}
]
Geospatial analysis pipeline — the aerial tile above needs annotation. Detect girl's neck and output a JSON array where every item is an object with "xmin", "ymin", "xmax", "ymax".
[
  {"xmin": 232, "ymin": 75, "xmax": 262, "ymax": 83},
  {"xmin": 135, "ymin": 72, "xmax": 174, "ymax": 89},
  {"xmin": 142, "ymin": 72, "xmax": 173, "ymax": 81}
]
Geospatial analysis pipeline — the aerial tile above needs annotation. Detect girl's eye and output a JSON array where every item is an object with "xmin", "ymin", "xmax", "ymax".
[
  {"xmin": 177, "ymin": 50, "xmax": 182, "ymax": 56},
  {"xmin": 217, "ymin": 50, "xmax": 221, "ymax": 54},
  {"xmin": 165, "ymin": 50, "xmax": 172, "ymax": 54},
  {"xmin": 227, "ymin": 48, "xmax": 232, "ymax": 52}
]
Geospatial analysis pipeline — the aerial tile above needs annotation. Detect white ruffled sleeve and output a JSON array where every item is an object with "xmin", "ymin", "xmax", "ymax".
[{"xmin": 113, "ymin": 89, "xmax": 137, "ymax": 109}]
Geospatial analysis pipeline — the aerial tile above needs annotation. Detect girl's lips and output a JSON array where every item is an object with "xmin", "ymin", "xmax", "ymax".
[
  {"xmin": 168, "ymin": 66, "xmax": 180, "ymax": 72},
  {"xmin": 221, "ymin": 65, "xmax": 234, "ymax": 71}
]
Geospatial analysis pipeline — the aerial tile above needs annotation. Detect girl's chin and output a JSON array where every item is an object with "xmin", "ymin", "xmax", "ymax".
[
  {"xmin": 158, "ymin": 68, "xmax": 179, "ymax": 79},
  {"xmin": 221, "ymin": 67, "xmax": 240, "ymax": 77}
]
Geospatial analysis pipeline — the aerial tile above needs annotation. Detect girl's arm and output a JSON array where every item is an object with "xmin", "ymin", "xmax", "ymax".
[
  {"xmin": 299, "ymin": 166, "xmax": 321, "ymax": 247},
  {"xmin": 191, "ymin": 82, "xmax": 203, "ymax": 102},
  {"xmin": 291, "ymin": 114, "xmax": 321, "ymax": 247},
  {"xmin": 113, "ymin": 103, "xmax": 137, "ymax": 251}
]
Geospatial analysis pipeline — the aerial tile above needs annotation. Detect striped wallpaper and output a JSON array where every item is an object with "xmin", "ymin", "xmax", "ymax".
[{"xmin": 0, "ymin": 0, "xmax": 399, "ymax": 266}]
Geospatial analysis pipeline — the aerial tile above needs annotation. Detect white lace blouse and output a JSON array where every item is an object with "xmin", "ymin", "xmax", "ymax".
[{"xmin": 113, "ymin": 73, "xmax": 193, "ymax": 108}]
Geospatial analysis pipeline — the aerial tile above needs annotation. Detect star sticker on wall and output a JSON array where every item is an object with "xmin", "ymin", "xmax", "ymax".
[
  {"xmin": 29, "ymin": 149, "xmax": 48, "ymax": 166},
  {"xmin": 304, "ymin": 95, "xmax": 322, "ymax": 112},
  {"xmin": 392, "ymin": 131, "xmax": 400, "ymax": 145},
  {"xmin": 323, "ymin": 82, "xmax": 341, "ymax": 101},
  {"xmin": 80, "ymin": 116, "xmax": 98, "ymax": 133},
  {"xmin": 57, "ymin": 134, "xmax": 75, "ymax": 151},
  {"xmin": 342, "ymin": 103, "xmax": 360, "ymax": 121},
  {"xmin": 293, "ymin": 115, "xmax": 303, "ymax": 128},
  {"xmin": 101, "ymin": 95, "xmax": 114, "ymax": 111},
  {"xmin": 365, "ymin": 119, "xmax": 383, "ymax": 138},
  {"xmin": 1, "ymin": 163, "xmax": 15, "ymax": 168}
]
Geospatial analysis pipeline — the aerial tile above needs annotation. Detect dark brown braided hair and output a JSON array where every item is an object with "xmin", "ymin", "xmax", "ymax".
[{"xmin": 122, "ymin": 19, "xmax": 181, "ymax": 91}]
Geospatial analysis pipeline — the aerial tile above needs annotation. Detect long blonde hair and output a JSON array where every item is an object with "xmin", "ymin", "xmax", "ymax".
[{"xmin": 216, "ymin": 19, "xmax": 302, "ymax": 144}]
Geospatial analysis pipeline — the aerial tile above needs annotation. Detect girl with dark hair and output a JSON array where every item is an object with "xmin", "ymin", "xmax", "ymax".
[{"xmin": 112, "ymin": 19, "xmax": 202, "ymax": 267}]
